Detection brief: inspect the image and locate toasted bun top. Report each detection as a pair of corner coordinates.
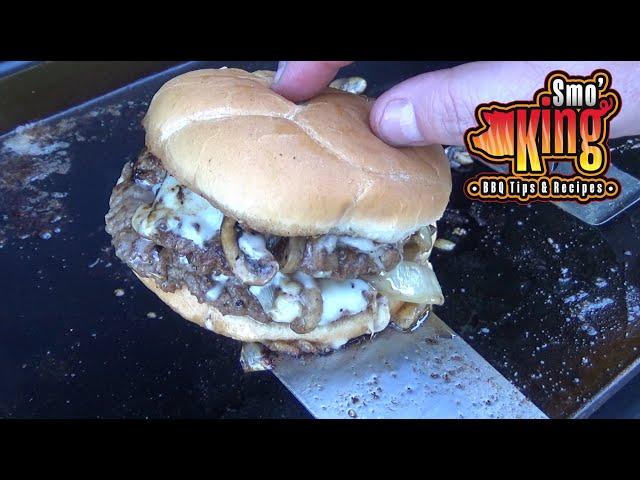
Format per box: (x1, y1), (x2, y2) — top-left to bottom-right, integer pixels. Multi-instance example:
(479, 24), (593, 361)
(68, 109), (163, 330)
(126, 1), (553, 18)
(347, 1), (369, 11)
(143, 68), (451, 243)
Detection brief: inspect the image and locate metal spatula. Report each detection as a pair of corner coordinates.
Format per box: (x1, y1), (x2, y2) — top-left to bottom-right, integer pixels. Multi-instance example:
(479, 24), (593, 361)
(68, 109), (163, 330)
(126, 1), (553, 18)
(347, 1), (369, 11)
(271, 314), (546, 419)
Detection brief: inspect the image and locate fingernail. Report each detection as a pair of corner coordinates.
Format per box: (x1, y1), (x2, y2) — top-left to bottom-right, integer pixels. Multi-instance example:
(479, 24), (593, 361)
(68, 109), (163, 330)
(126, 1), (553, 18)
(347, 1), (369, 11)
(273, 61), (287, 85)
(378, 99), (424, 145)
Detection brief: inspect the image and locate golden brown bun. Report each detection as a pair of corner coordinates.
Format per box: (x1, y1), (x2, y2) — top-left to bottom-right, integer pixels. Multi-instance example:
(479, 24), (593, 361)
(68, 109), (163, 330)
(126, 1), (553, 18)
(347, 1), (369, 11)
(136, 274), (391, 355)
(143, 68), (451, 243)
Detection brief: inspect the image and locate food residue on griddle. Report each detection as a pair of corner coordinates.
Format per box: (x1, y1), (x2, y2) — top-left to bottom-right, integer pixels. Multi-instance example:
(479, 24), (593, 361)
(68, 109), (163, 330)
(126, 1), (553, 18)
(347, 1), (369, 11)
(0, 99), (150, 249)
(0, 121), (75, 247)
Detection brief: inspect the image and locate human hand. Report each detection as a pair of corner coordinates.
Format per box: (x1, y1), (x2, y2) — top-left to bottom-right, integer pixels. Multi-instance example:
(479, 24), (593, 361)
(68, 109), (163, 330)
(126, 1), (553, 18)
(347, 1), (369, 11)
(272, 61), (640, 147)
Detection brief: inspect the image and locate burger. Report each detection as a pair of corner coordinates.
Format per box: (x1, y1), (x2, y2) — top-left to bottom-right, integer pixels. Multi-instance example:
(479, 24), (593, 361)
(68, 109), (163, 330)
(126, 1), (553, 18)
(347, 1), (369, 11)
(105, 68), (452, 355)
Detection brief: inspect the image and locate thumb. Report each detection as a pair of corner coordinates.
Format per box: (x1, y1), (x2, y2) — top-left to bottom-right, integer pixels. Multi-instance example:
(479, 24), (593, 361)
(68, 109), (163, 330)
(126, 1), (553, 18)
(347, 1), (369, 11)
(369, 61), (640, 147)
(271, 61), (353, 102)
(370, 62), (549, 147)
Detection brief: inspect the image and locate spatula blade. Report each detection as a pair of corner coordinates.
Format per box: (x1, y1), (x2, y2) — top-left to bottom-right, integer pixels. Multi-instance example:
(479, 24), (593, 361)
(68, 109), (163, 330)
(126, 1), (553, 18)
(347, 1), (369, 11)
(272, 314), (547, 419)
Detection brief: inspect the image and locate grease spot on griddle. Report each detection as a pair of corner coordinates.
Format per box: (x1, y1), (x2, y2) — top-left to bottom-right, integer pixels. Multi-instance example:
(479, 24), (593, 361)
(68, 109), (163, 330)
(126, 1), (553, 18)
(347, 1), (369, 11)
(0, 121), (75, 247)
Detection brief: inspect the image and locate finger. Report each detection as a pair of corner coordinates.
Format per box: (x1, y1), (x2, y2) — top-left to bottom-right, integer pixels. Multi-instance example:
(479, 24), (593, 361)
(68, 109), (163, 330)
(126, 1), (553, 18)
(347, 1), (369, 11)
(271, 61), (353, 102)
(370, 61), (640, 147)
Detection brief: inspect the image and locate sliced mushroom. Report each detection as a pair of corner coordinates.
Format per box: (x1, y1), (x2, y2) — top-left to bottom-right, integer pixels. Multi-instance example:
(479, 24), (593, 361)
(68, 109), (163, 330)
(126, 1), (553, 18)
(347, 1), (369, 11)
(330, 76), (367, 94)
(220, 217), (278, 286)
(279, 237), (306, 274)
(290, 286), (323, 334)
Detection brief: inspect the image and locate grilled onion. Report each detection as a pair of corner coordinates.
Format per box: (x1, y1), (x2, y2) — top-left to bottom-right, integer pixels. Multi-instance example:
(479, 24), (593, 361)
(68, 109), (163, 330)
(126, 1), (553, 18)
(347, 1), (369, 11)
(403, 225), (436, 263)
(367, 261), (444, 305)
(392, 302), (431, 331)
(414, 226), (435, 252)
(279, 237), (306, 274)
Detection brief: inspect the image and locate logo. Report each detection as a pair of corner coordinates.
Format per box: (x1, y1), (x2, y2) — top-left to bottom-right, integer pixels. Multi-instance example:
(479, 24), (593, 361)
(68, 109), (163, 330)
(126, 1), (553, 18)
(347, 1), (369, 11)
(463, 70), (621, 204)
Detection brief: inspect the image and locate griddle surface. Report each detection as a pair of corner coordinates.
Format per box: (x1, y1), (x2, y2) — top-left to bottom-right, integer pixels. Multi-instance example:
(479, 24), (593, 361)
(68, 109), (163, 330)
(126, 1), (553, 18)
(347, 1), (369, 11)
(1, 61), (639, 418)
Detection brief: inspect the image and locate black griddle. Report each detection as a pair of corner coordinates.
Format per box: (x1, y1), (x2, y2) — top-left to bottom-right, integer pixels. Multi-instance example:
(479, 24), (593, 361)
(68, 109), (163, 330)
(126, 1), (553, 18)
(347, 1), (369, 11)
(1, 61), (638, 418)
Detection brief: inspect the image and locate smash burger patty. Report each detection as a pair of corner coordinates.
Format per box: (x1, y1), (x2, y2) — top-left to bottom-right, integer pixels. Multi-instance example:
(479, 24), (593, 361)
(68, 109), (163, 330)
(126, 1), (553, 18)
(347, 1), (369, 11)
(104, 67), (452, 355)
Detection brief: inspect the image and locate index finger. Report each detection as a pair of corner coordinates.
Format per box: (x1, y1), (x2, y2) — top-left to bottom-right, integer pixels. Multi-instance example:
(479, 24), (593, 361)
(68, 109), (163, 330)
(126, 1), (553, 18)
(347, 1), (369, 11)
(271, 61), (353, 102)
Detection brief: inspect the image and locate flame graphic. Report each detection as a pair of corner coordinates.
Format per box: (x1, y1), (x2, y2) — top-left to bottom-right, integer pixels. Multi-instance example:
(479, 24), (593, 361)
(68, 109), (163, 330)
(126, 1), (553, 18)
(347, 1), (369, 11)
(468, 109), (515, 159)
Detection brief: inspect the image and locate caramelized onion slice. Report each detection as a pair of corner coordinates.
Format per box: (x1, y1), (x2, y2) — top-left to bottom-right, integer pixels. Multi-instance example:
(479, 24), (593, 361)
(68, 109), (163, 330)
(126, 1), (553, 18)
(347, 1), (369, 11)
(392, 303), (431, 331)
(413, 226), (434, 252)
(220, 217), (241, 262)
(279, 237), (306, 274)
(367, 261), (444, 305)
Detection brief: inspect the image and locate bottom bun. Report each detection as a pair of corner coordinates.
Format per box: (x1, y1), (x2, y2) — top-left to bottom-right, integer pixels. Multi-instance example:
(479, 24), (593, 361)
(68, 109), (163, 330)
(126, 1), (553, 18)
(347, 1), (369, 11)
(136, 273), (391, 355)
